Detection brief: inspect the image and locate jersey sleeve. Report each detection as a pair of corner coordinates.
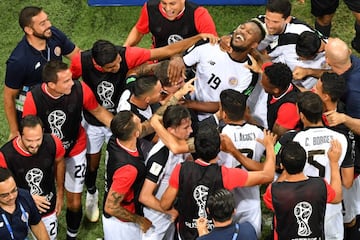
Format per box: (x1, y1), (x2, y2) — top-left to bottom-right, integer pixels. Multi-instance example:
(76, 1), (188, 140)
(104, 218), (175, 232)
(135, 3), (150, 34)
(0, 152), (8, 168)
(221, 166), (248, 189)
(22, 91), (37, 117)
(263, 184), (275, 211)
(145, 146), (169, 183)
(5, 58), (27, 89)
(111, 165), (138, 194)
(182, 44), (202, 67)
(275, 103), (300, 129)
(51, 134), (66, 159)
(69, 52), (82, 79)
(51, 26), (76, 56)
(194, 7), (217, 36)
(323, 179), (336, 203)
(124, 47), (151, 69)
(81, 81), (100, 111)
(168, 164), (181, 189)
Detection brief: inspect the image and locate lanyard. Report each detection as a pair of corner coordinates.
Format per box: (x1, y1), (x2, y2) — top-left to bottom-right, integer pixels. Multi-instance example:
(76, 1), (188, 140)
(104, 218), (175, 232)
(2, 203), (28, 240)
(232, 223), (240, 240)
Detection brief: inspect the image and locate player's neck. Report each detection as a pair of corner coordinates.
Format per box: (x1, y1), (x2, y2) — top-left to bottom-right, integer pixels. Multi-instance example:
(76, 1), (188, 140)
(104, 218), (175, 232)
(116, 138), (137, 152)
(130, 95), (148, 109)
(323, 101), (337, 112)
(213, 218), (233, 228)
(284, 172), (308, 182)
(0, 203), (16, 214)
(229, 51), (250, 62)
(26, 35), (47, 51)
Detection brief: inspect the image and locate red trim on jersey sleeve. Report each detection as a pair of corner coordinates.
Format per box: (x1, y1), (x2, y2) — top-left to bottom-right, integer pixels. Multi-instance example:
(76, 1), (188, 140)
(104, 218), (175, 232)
(51, 134), (66, 159)
(263, 184), (275, 211)
(69, 52), (82, 79)
(221, 166), (248, 189)
(0, 152), (8, 168)
(275, 103), (300, 129)
(81, 81), (99, 111)
(168, 163), (181, 189)
(124, 47), (151, 69)
(22, 91), (37, 117)
(194, 7), (217, 36)
(323, 179), (336, 203)
(112, 165), (138, 194)
(135, 3), (150, 34)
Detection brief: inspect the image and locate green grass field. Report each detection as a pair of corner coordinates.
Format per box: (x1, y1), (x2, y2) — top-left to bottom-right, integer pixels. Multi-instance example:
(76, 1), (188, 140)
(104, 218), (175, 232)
(0, 0), (356, 239)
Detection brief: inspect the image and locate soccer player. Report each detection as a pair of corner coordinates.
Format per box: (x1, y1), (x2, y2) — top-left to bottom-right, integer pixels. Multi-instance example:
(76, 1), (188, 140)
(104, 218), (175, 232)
(22, 60), (114, 240)
(263, 140), (343, 239)
(124, 0), (217, 48)
(0, 115), (65, 240)
(170, 19), (266, 120)
(280, 91), (352, 239)
(140, 105), (193, 240)
(4, 6), (80, 140)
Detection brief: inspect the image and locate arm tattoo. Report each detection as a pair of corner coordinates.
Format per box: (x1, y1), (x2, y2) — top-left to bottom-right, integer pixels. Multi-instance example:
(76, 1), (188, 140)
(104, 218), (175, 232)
(107, 191), (138, 223)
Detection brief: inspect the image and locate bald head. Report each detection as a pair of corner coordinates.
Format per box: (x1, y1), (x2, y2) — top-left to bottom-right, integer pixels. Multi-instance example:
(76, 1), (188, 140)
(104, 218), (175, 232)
(325, 38), (352, 74)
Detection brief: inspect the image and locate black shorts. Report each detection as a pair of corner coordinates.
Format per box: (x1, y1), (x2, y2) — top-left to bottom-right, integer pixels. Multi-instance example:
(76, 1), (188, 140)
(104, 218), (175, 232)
(311, 0), (339, 17)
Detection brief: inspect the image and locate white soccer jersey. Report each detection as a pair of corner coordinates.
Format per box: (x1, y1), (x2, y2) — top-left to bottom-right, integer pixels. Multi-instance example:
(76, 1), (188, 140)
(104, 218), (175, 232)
(117, 89), (153, 119)
(183, 43), (259, 119)
(218, 122), (264, 237)
(143, 140), (190, 240)
(293, 127), (348, 239)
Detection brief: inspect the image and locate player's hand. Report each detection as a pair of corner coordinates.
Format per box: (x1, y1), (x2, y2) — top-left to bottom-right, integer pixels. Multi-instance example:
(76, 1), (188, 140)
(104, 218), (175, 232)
(324, 110), (346, 126)
(220, 134), (236, 153)
(293, 66), (309, 80)
(136, 216), (152, 233)
(174, 77), (195, 100)
(198, 33), (219, 45)
(245, 54), (262, 73)
(168, 56), (186, 85)
(257, 129), (277, 147)
(297, 0), (305, 3)
(328, 139), (342, 163)
(196, 217), (209, 236)
(218, 35), (232, 53)
(166, 207), (179, 222)
(32, 195), (51, 213)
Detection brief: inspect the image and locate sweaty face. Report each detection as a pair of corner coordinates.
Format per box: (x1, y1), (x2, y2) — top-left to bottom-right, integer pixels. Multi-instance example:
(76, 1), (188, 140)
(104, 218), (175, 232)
(102, 54), (121, 73)
(231, 22), (260, 52)
(169, 117), (192, 140)
(160, 0), (185, 20)
(30, 11), (52, 39)
(51, 69), (74, 96)
(20, 125), (44, 155)
(264, 10), (287, 35)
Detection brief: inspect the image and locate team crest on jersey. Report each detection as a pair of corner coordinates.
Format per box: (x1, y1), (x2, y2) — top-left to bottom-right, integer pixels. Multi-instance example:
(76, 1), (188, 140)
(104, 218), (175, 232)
(21, 211), (29, 223)
(168, 34), (183, 45)
(228, 77), (238, 87)
(54, 46), (61, 57)
(208, 60), (215, 65)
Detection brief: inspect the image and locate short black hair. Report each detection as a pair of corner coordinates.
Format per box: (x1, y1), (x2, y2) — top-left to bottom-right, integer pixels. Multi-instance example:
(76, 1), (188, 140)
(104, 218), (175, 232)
(279, 141), (306, 174)
(19, 115), (44, 136)
(42, 60), (68, 83)
(195, 122), (220, 162)
(133, 75), (159, 97)
(319, 72), (346, 103)
(91, 40), (118, 67)
(110, 110), (136, 141)
(0, 167), (14, 183)
(296, 31), (321, 59)
(19, 6), (43, 30)
(266, 0), (292, 19)
(297, 91), (323, 124)
(220, 89), (246, 121)
(163, 105), (191, 129)
(206, 188), (235, 222)
(264, 63), (293, 91)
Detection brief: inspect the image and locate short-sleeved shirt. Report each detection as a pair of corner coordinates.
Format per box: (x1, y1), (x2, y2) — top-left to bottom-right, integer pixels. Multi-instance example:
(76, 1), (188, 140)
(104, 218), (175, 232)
(5, 26), (76, 90)
(0, 188), (42, 239)
(196, 222), (257, 240)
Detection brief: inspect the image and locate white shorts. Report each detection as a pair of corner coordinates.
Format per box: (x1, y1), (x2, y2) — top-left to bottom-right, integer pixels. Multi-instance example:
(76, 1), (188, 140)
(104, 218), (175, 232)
(142, 207), (175, 240)
(343, 176), (360, 223)
(325, 210), (344, 240)
(65, 149), (86, 193)
(42, 212), (58, 240)
(82, 119), (112, 154)
(102, 215), (142, 240)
